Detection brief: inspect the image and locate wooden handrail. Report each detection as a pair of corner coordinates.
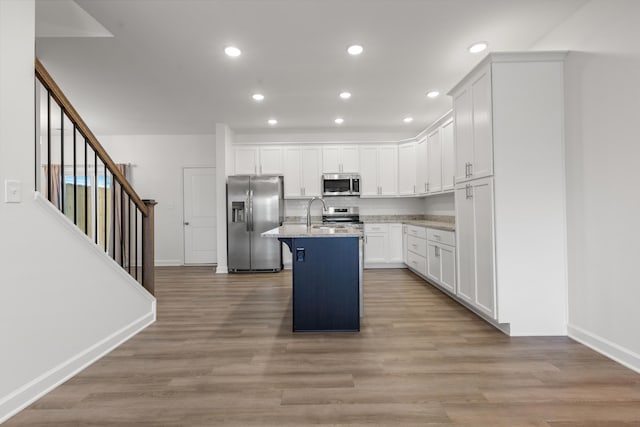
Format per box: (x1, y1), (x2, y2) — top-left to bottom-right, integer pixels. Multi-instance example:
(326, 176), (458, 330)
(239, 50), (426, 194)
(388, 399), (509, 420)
(35, 58), (148, 216)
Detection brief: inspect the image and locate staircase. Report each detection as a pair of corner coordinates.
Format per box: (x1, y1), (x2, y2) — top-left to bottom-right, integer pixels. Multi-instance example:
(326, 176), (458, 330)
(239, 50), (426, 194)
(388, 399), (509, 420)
(34, 58), (156, 294)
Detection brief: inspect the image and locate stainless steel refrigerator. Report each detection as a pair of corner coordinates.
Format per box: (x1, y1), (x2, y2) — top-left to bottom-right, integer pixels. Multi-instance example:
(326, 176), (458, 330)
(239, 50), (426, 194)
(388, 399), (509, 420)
(227, 175), (284, 272)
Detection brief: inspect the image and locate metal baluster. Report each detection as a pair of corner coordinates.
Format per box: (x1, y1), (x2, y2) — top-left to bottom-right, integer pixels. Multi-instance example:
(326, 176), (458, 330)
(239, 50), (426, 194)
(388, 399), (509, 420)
(94, 152), (98, 244)
(47, 92), (51, 202)
(84, 138), (88, 235)
(60, 107), (64, 214)
(128, 196), (132, 274)
(135, 208), (138, 281)
(73, 125), (77, 225)
(112, 177), (116, 259)
(120, 185), (124, 267)
(141, 208), (145, 286)
(104, 168), (108, 252)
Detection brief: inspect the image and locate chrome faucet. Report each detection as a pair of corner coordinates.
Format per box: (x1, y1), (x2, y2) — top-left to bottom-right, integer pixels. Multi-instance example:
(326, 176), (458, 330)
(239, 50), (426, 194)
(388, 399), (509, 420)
(306, 197), (327, 227)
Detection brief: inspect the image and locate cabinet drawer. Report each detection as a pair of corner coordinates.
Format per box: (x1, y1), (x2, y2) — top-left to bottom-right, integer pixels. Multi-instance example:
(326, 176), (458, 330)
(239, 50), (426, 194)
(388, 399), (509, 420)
(407, 235), (427, 257)
(406, 251), (427, 276)
(427, 228), (455, 246)
(406, 225), (427, 239)
(364, 223), (388, 233)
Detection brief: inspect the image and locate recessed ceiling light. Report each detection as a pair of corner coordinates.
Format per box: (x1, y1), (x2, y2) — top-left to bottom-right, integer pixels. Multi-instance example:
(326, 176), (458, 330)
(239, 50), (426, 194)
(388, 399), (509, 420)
(224, 46), (242, 57)
(252, 93), (264, 101)
(334, 117), (344, 124)
(347, 44), (364, 55)
(468, 42), (488, 54)
(268, 119), (278, 125)
(339, 92), (351, 100)
(403, 117), (414, 123)
(426, 91), (440, 98)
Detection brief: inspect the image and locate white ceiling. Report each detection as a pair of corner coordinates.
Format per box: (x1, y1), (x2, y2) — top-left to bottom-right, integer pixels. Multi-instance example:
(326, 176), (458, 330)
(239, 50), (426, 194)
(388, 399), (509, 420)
(35, 0), (588, 137)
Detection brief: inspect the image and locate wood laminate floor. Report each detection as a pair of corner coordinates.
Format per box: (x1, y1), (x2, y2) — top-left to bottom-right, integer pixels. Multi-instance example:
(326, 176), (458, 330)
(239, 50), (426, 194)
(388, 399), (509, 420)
(6, 267), (640, 426)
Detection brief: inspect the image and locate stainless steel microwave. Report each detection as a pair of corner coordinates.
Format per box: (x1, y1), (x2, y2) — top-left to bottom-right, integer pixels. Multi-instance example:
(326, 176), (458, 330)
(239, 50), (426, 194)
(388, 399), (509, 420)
(322, 173), (361, 196)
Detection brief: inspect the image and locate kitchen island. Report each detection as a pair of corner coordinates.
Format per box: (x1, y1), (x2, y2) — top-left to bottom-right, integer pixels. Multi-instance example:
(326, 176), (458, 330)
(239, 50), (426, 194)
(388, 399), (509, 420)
(262, 224), (363, 332)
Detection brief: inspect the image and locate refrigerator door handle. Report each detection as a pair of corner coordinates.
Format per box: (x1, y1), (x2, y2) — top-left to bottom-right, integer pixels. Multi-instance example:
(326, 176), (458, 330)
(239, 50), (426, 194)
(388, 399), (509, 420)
(245, 190), (251, 232)
(248, 189), (254, 231)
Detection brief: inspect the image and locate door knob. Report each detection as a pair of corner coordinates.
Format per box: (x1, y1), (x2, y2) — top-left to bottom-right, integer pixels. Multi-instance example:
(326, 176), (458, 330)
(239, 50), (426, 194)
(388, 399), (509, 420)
(184, 222), (190, 226)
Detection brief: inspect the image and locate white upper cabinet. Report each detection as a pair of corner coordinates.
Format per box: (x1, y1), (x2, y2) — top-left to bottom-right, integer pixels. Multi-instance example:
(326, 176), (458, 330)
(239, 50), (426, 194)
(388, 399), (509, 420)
(441, 119), (455, 191)
(398, 142), (417, 195)
(234, 146), (259, 175)
(258, 147), (284, 175)
(415, 138), (428, 195)
(340, 146), (360, 173)
(301, 147), (321, 197)
(283, 146), (320, 198)
(427, 128), (442, 193)
(234, 146), (284, 175)
(452, 63), (493, 183)
(378, 145), (398, 196)
(359, 146), (379, 196)
(359, 145), (398, 197)
(321, 145), (359, 173)
(453, 88), (474, 183)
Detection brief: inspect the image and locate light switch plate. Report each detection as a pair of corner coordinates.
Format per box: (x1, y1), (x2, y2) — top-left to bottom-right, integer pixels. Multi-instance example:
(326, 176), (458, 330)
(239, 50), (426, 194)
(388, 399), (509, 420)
(5, 180), (21, 203)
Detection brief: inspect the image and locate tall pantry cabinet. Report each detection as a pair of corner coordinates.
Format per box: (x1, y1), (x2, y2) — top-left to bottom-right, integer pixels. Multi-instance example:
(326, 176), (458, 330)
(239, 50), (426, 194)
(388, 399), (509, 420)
(450, 52), (568, 336)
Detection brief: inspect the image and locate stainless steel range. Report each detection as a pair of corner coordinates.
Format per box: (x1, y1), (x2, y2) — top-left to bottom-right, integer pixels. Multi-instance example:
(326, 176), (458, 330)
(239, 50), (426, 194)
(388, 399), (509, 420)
(322, 206), (362, 225)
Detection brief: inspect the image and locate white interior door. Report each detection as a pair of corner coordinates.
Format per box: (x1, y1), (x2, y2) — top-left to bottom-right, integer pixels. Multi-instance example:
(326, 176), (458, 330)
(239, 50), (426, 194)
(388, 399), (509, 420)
(184, 167), (217, 264)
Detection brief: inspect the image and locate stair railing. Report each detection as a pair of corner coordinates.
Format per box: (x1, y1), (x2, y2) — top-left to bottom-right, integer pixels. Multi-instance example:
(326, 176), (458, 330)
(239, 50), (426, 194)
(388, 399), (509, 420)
(34, 58), (156, 295)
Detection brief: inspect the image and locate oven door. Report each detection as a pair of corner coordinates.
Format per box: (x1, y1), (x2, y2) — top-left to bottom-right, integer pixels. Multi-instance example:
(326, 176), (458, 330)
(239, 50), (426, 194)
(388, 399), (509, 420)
(322, 175), (352, 196)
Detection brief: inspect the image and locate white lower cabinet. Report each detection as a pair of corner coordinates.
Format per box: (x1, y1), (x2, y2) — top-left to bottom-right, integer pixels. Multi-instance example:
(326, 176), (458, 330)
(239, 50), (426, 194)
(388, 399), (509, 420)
(426, 229), (456, 294)
(405, 225), (456, 295)
(405, 225), (428, 276)
(455, 177), (495, 319)
(364, 223), (403, 268)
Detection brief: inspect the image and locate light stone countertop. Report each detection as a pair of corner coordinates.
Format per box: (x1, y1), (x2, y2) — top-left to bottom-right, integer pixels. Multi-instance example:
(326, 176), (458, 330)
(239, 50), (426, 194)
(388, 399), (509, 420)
(262, 224), (364, 238)
(361, 215), (455, 232)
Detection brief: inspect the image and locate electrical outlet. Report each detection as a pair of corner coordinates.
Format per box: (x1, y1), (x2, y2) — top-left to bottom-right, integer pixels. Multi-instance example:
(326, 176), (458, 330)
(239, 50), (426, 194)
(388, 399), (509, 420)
(5, 180), (21, 203)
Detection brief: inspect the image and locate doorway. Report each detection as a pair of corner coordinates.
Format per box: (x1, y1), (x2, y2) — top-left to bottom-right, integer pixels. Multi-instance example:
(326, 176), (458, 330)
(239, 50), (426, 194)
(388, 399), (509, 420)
(183, 167), (216, 265)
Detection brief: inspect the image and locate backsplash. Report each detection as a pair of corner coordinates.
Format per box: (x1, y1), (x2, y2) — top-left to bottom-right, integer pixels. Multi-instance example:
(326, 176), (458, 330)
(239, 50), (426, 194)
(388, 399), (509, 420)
(285, 196), (425, 218)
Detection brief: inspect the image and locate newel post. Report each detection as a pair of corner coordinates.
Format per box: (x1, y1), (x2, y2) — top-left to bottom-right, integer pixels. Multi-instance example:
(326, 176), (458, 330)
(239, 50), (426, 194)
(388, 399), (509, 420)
(142, 199), (158, 295)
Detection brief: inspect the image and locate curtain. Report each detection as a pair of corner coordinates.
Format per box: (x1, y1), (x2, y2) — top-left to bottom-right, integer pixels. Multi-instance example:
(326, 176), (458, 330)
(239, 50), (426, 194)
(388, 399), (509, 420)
(111, 164), (129, 266)
(43, 164), (62, 209)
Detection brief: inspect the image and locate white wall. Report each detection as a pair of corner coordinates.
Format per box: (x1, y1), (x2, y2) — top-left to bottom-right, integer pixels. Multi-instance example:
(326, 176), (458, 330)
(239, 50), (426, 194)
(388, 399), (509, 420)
(100, 134), (215, 265)
(0, 1), (155, 422)
(533, 0), (640, 370)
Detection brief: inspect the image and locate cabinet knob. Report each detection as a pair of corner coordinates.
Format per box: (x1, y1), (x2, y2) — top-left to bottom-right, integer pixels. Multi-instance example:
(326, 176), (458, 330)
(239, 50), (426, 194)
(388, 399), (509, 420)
(184, 222), (190, 226)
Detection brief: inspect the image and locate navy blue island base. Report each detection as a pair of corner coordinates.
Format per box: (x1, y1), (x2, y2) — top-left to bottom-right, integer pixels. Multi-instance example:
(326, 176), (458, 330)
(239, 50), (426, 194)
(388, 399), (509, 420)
(279, 237), (360, 332)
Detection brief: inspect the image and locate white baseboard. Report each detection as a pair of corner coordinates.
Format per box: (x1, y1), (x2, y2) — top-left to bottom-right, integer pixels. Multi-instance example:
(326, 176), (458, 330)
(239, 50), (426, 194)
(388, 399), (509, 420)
(568, 324), (640, 374)
(364, 262), (406, 269)
(0, 311), (155, 424)
(215, 265), (228, 274)
(155, 259), (182, 266)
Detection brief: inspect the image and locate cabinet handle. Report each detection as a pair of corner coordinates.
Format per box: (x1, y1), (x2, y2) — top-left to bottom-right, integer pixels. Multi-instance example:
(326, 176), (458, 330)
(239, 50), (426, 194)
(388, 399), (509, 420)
(413, 184), (416, 193)
(254, 165), (257, 174)
(424, 183), (427, 192)
(468, 162), (473, 177)
(260, 165), (263, 174)
(412, 244), (418, 249)
(435, 246), (440, 257)
(433, 234), (441, 240)
(426, 182), (430, 192)
(465, 184), (473, 199)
